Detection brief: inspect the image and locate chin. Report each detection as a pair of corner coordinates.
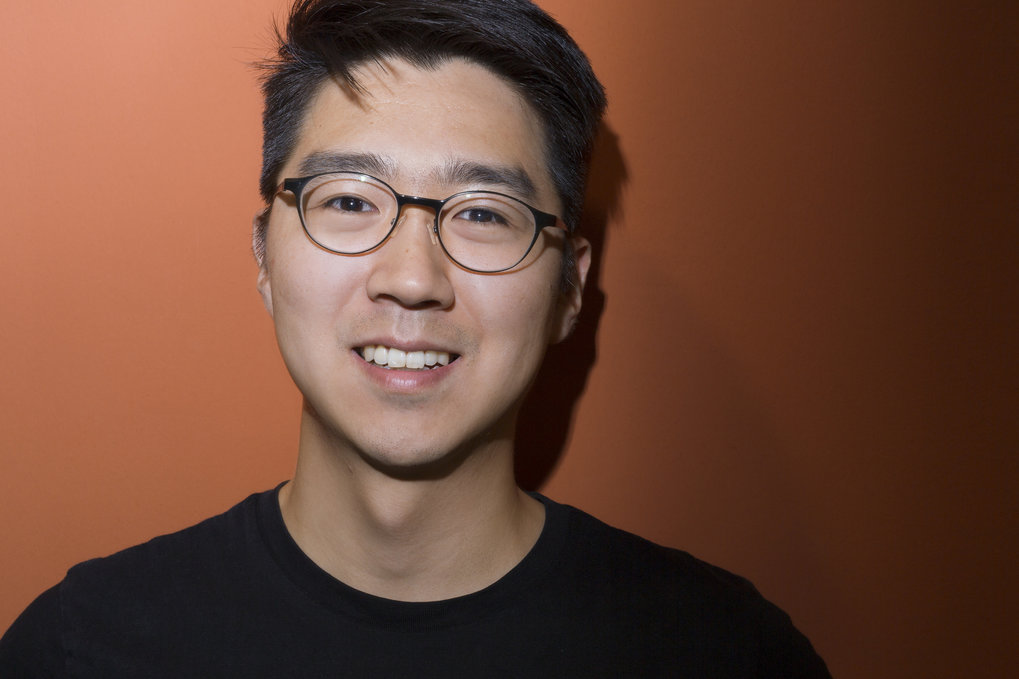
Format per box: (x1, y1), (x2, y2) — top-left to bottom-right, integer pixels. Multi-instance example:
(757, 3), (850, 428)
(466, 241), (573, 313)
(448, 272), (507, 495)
(353, 441), (476, 481)
(304, 399), (516, 481)
(353, 419), (516, 482)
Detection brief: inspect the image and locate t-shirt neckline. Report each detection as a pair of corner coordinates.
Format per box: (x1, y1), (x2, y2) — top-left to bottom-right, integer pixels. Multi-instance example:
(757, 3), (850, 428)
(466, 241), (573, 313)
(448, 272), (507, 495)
(255, 484), (569, 630)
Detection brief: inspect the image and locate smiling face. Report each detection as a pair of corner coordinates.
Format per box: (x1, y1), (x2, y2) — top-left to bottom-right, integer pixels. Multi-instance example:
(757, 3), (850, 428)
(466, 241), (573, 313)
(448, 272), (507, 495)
(258, 58), (589, 475)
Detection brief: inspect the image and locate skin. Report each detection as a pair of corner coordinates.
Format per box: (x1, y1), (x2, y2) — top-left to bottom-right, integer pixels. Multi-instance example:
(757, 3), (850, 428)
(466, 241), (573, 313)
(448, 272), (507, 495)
(256, 58), (590, 601)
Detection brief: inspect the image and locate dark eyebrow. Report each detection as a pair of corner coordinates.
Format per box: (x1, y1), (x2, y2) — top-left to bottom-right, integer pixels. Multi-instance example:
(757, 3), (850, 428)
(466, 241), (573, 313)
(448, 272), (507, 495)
(436, 160), (538, 201)
(295, 151), (395, 178)
(294, 152), (538, 201)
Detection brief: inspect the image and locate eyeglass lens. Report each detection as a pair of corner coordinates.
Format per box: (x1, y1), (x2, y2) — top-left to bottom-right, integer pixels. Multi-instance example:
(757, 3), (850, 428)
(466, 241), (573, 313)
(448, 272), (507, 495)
(298, 173), (539, 272)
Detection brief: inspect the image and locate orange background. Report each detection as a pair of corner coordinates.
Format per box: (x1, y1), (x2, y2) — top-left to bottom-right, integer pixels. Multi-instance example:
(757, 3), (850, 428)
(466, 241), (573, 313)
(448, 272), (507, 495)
(2, 1), (1016, 676)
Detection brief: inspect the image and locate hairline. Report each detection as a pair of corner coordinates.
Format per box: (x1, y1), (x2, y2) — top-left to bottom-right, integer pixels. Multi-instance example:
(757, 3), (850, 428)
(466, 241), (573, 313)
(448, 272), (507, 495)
(275, 55), (558, 208)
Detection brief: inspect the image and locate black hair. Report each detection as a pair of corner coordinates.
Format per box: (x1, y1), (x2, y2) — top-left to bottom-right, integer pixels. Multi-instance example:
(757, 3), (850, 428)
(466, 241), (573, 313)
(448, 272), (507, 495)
(257, 0), (606, 232)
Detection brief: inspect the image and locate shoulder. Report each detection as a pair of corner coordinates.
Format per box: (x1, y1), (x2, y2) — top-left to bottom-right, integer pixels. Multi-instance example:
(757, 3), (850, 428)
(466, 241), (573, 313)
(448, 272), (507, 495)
(0, 584), (64, 677)
(81, 489), (263, 562)
(540, 496), (831, 677)
(59, 489), (275, 623)
(0, 489), (274, 675)
(63, 488), (266, 592)
(1, 488), (275, 676)
(550, 497), (759, 600)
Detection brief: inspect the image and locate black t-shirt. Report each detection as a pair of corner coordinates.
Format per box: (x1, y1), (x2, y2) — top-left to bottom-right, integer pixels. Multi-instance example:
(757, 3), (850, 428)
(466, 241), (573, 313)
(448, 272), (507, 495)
(1, 488), (830, 677)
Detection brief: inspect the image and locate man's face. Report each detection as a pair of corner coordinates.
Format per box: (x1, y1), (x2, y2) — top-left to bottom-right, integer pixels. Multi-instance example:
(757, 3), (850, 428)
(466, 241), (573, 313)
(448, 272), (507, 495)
(258, 58), (588, 473)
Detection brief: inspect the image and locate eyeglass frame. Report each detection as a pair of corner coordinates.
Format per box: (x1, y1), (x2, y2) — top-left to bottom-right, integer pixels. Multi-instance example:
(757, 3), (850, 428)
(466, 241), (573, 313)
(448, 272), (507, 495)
(275, 171), (571, 274)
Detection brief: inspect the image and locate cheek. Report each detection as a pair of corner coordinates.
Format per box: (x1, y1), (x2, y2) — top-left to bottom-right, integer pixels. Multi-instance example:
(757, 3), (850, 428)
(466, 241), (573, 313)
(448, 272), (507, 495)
(267, 247), (363, 344)
(468, 273), (561, 357)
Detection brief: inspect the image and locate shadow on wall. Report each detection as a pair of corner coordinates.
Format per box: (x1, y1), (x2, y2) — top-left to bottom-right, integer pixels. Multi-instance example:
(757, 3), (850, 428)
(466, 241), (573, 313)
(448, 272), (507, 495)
(515, 122), (627, 490)
(511, 119), (829, 621)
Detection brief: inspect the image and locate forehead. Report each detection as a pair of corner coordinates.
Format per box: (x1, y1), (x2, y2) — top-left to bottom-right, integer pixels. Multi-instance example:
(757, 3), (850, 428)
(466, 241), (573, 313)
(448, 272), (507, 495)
(284, 58), (555, 203)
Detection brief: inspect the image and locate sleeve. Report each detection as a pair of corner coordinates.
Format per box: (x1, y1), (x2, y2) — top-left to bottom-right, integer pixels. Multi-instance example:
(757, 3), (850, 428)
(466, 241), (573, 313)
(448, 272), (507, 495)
(0, 584), (66, 678)
(753, 597), (831, 679)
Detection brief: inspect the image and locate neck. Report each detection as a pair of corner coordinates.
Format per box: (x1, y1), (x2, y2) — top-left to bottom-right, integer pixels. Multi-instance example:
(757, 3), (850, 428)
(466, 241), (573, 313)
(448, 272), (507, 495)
(279, 408), (545, 602)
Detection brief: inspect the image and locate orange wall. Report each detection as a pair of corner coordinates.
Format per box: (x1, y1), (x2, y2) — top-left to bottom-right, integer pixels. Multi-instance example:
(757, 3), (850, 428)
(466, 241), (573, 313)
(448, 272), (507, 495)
(2, 2), (1016, 676)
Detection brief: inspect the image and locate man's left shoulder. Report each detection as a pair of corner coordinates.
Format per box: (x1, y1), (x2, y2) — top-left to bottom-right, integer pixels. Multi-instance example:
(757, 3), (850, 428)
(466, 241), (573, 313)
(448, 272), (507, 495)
(544, 497), (831, 677)
(554, 498), (758, 599)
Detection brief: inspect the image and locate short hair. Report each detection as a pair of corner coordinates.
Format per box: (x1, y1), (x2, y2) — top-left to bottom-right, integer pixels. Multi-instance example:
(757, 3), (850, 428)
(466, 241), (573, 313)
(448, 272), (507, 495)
(256, 0), (607, 235)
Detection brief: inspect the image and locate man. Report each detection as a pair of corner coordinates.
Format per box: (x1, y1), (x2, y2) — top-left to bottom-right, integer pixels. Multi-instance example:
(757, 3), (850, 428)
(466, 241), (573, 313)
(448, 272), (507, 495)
(1, 0), (829, 676)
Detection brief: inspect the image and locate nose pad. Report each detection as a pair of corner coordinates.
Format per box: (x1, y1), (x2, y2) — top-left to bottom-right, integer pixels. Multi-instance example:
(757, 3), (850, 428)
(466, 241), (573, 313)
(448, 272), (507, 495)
(394, 206), (440, 248)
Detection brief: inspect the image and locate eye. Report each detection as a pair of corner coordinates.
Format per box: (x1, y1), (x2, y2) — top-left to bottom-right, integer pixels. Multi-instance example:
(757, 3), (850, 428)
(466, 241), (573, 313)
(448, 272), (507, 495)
(325, 195), (377, 213)
(454, 207), (510, 225)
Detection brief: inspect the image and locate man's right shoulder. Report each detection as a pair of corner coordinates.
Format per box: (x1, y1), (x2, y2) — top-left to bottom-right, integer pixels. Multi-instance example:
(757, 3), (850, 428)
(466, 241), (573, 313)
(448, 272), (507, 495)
(0, 488), (274, 677)
(66, 487), (268, 590)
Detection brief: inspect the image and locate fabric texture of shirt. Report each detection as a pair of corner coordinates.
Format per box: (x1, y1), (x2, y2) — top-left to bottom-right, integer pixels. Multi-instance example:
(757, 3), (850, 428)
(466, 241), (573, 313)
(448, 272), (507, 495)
(0, 488), (830, 677)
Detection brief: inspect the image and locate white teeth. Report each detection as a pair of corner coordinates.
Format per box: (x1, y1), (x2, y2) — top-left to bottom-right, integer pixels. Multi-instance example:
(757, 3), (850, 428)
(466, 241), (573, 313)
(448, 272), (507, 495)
(387, 348), (406, 368)
(361, 345), (453, 370)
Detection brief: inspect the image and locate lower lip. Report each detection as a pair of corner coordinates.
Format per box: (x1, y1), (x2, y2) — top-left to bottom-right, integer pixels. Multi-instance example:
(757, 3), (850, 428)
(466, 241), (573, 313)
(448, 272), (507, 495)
(354, 350), (457, 392)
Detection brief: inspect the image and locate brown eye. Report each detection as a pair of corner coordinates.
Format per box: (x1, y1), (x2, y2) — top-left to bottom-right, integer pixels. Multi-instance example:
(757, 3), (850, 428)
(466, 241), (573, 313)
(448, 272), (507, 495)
(454, 207), (510, 225)
(326, 195), (376, 213)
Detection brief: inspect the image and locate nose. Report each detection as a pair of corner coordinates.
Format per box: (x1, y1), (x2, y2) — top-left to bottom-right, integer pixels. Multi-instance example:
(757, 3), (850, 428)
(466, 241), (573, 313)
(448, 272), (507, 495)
(365, 205), (455, 309)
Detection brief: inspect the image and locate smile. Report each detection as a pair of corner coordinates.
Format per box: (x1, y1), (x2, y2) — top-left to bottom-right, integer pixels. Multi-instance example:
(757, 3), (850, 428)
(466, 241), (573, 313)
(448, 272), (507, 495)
(357, 345), (457, 370)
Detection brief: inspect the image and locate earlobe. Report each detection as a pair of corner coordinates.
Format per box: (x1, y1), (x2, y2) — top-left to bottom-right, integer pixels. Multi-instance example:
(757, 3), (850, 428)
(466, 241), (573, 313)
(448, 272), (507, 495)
(552, 236), (591, 344)
(257, 266), (274, 317)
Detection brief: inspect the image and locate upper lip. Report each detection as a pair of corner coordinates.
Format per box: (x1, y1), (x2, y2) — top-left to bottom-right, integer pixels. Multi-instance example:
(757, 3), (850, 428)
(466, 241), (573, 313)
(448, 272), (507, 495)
(354, 338), (460, 355)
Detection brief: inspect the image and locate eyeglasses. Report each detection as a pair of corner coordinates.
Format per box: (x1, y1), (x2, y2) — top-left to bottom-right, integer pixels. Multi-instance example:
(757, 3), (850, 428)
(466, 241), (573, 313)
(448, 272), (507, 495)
(277, 172), (568, 273)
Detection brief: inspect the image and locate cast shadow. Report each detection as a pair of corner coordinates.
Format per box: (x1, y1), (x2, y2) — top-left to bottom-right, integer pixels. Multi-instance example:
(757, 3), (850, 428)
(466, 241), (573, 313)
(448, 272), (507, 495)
(514, 122), (628, 490)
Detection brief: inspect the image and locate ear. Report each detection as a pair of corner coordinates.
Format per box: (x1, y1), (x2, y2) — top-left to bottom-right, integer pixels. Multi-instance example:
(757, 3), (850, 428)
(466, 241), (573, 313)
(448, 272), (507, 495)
(252, 209), (274, 317)
(552, 235), (591, 344)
